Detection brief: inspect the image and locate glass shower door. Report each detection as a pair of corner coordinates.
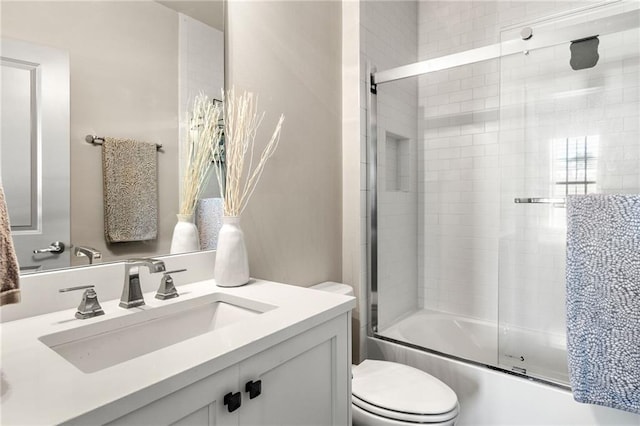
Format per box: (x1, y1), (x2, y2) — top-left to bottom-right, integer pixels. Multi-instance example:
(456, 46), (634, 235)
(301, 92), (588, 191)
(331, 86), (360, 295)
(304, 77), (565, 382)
(497, 3), (640, 384)
(373, 61), (501, 367)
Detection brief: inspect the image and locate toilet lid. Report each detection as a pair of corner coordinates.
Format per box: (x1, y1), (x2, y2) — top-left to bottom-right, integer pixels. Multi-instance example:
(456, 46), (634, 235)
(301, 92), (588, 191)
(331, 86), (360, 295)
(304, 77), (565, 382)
(352, 360), (458, 417)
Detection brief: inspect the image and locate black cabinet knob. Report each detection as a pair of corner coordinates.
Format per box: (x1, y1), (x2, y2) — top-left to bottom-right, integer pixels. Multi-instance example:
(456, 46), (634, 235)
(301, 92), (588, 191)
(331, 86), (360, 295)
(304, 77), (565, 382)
(224, 391), (241, 412)
(245, 379), (262, 399)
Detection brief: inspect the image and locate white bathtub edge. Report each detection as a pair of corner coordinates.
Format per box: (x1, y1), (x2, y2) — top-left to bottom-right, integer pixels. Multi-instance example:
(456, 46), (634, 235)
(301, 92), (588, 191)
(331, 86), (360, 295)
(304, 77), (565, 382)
(367, 336), (640, 426)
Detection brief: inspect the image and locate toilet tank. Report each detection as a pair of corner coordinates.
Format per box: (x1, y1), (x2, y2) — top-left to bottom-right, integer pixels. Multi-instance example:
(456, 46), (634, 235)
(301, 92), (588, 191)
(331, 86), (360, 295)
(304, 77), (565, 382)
(310, 281), (354, 297)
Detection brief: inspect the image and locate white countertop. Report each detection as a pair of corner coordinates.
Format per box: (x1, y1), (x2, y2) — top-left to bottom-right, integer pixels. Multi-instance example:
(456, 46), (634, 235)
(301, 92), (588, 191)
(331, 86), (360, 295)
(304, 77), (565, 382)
(0, 279), (355, 425)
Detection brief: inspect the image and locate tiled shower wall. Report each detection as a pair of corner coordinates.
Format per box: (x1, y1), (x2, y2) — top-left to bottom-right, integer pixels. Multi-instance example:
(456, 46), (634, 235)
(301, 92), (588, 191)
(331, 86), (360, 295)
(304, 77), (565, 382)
(360, 1), (419, 330)
(416, 0), (618, 323)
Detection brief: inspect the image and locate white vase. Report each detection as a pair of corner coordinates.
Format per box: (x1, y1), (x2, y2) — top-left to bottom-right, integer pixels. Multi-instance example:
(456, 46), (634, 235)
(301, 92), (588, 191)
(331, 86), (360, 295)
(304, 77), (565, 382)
(170, 214), (200, 254)
(214, 216), (250, 287)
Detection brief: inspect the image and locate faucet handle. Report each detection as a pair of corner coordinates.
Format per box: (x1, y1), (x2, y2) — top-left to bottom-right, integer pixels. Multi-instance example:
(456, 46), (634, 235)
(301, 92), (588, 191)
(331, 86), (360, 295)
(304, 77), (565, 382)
(155, 269), (187, 300)
(60, 285), (105, 319)
(59, 284), (95, 292)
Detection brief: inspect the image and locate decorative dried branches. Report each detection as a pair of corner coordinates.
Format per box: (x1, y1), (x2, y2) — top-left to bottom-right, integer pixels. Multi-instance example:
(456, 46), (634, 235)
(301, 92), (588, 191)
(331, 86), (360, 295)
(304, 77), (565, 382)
(179, 94), (224, 215)
(214, 88), (284, 217)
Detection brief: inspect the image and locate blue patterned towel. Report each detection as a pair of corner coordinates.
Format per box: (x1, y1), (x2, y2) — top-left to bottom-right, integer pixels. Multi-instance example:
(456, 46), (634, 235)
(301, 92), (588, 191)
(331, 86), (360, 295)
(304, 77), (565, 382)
(566, 194), (640, 414)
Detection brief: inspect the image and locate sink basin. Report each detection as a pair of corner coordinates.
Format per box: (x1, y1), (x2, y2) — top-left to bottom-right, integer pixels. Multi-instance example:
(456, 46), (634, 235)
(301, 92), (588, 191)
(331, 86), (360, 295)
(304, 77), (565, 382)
(39, 293), (276, 373)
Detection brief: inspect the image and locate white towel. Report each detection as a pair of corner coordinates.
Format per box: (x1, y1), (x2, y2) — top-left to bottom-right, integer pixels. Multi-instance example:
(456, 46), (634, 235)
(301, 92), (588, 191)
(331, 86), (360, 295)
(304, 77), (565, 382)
(0, 185), (20, 306)
(566, 194), (640, 414)
(102, 137), (158, 243)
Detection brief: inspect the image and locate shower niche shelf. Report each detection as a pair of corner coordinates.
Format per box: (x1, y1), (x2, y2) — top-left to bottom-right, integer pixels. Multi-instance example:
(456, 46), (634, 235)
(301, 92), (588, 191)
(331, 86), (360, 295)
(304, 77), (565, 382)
(385, 131), (410, 192)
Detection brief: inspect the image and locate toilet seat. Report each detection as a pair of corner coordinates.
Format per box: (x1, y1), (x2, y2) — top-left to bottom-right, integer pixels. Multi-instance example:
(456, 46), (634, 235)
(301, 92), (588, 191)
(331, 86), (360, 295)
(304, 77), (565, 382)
(353, 395), (459, 424)
(352, 360), (459, 424)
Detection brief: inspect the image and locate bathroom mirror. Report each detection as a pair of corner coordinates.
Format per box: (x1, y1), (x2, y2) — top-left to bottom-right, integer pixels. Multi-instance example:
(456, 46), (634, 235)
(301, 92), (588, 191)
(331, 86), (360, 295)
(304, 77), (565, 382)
(0, 0), (224, 274)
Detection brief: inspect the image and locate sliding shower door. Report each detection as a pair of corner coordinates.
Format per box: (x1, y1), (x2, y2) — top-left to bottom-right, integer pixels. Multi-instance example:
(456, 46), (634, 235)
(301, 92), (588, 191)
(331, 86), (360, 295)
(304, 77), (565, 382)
(372, 77), (420, 333)
(497, 2), (640, 384)
(373, 59), (501, 367)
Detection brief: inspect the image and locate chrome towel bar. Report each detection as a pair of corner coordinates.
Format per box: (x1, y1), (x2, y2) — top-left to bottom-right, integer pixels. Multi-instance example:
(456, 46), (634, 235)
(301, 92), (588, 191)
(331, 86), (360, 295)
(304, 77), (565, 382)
(514, 197), (566, 204)
(85, 134), (163, 150)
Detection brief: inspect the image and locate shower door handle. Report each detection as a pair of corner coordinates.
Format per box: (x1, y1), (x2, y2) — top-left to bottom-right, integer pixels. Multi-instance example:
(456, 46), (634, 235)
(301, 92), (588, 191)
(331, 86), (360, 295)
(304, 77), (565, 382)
(514, 197), (566, 204)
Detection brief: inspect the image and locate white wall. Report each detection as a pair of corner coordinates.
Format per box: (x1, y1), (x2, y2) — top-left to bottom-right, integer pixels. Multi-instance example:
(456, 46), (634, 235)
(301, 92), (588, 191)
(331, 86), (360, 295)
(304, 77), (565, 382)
(226, 0), (342, 286)
(342, 0), (364, 362)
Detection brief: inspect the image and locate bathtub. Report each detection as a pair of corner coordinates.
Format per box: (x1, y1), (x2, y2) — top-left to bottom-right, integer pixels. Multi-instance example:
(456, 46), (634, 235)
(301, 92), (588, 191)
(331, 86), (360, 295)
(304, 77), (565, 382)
(367, 335), (639, 425)
(377, 309), (568, 385)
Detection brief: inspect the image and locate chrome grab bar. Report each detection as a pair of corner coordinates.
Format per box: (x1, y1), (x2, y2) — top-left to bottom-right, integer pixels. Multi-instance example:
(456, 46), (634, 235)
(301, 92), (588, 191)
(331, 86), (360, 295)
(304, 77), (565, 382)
(514, 197), (566, 204)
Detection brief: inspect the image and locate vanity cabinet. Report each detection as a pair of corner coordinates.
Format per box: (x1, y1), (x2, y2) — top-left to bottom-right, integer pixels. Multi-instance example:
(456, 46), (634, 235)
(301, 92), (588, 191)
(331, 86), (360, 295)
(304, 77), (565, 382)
(107, 365), (237, 426)
(1, 279), (355, 425)
(107, 314), (351, 426)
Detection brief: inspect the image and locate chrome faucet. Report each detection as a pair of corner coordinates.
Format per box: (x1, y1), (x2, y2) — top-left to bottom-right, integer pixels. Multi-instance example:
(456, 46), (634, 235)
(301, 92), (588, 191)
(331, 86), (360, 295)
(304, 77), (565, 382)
(74, 246), (102, 264)
(120, 258), (166, 308)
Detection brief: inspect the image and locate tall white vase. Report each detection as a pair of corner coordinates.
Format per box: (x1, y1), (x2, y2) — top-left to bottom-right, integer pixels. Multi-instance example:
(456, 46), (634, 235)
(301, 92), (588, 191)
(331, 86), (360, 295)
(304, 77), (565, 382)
(214, 216), (250, 287)
(170, 214), (200, 254)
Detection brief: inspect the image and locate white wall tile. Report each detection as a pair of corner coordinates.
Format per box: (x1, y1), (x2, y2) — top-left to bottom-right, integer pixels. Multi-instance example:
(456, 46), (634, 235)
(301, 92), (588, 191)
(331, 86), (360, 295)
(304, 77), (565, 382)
(362, 1), (419, 329)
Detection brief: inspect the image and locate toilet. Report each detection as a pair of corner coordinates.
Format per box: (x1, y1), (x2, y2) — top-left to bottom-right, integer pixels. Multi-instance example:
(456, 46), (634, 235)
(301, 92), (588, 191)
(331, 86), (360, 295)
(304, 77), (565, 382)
(311, 282), (459, 426)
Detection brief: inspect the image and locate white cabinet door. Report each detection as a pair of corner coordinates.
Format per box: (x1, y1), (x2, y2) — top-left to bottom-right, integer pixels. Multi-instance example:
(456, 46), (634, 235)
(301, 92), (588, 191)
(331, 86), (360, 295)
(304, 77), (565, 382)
(106, 366), (238, 426)
(238, 314), (351, 426)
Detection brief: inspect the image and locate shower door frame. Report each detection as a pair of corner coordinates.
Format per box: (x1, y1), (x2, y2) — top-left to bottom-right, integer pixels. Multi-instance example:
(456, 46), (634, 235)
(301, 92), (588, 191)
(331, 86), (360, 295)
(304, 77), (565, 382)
(366, 0), (638, 383)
